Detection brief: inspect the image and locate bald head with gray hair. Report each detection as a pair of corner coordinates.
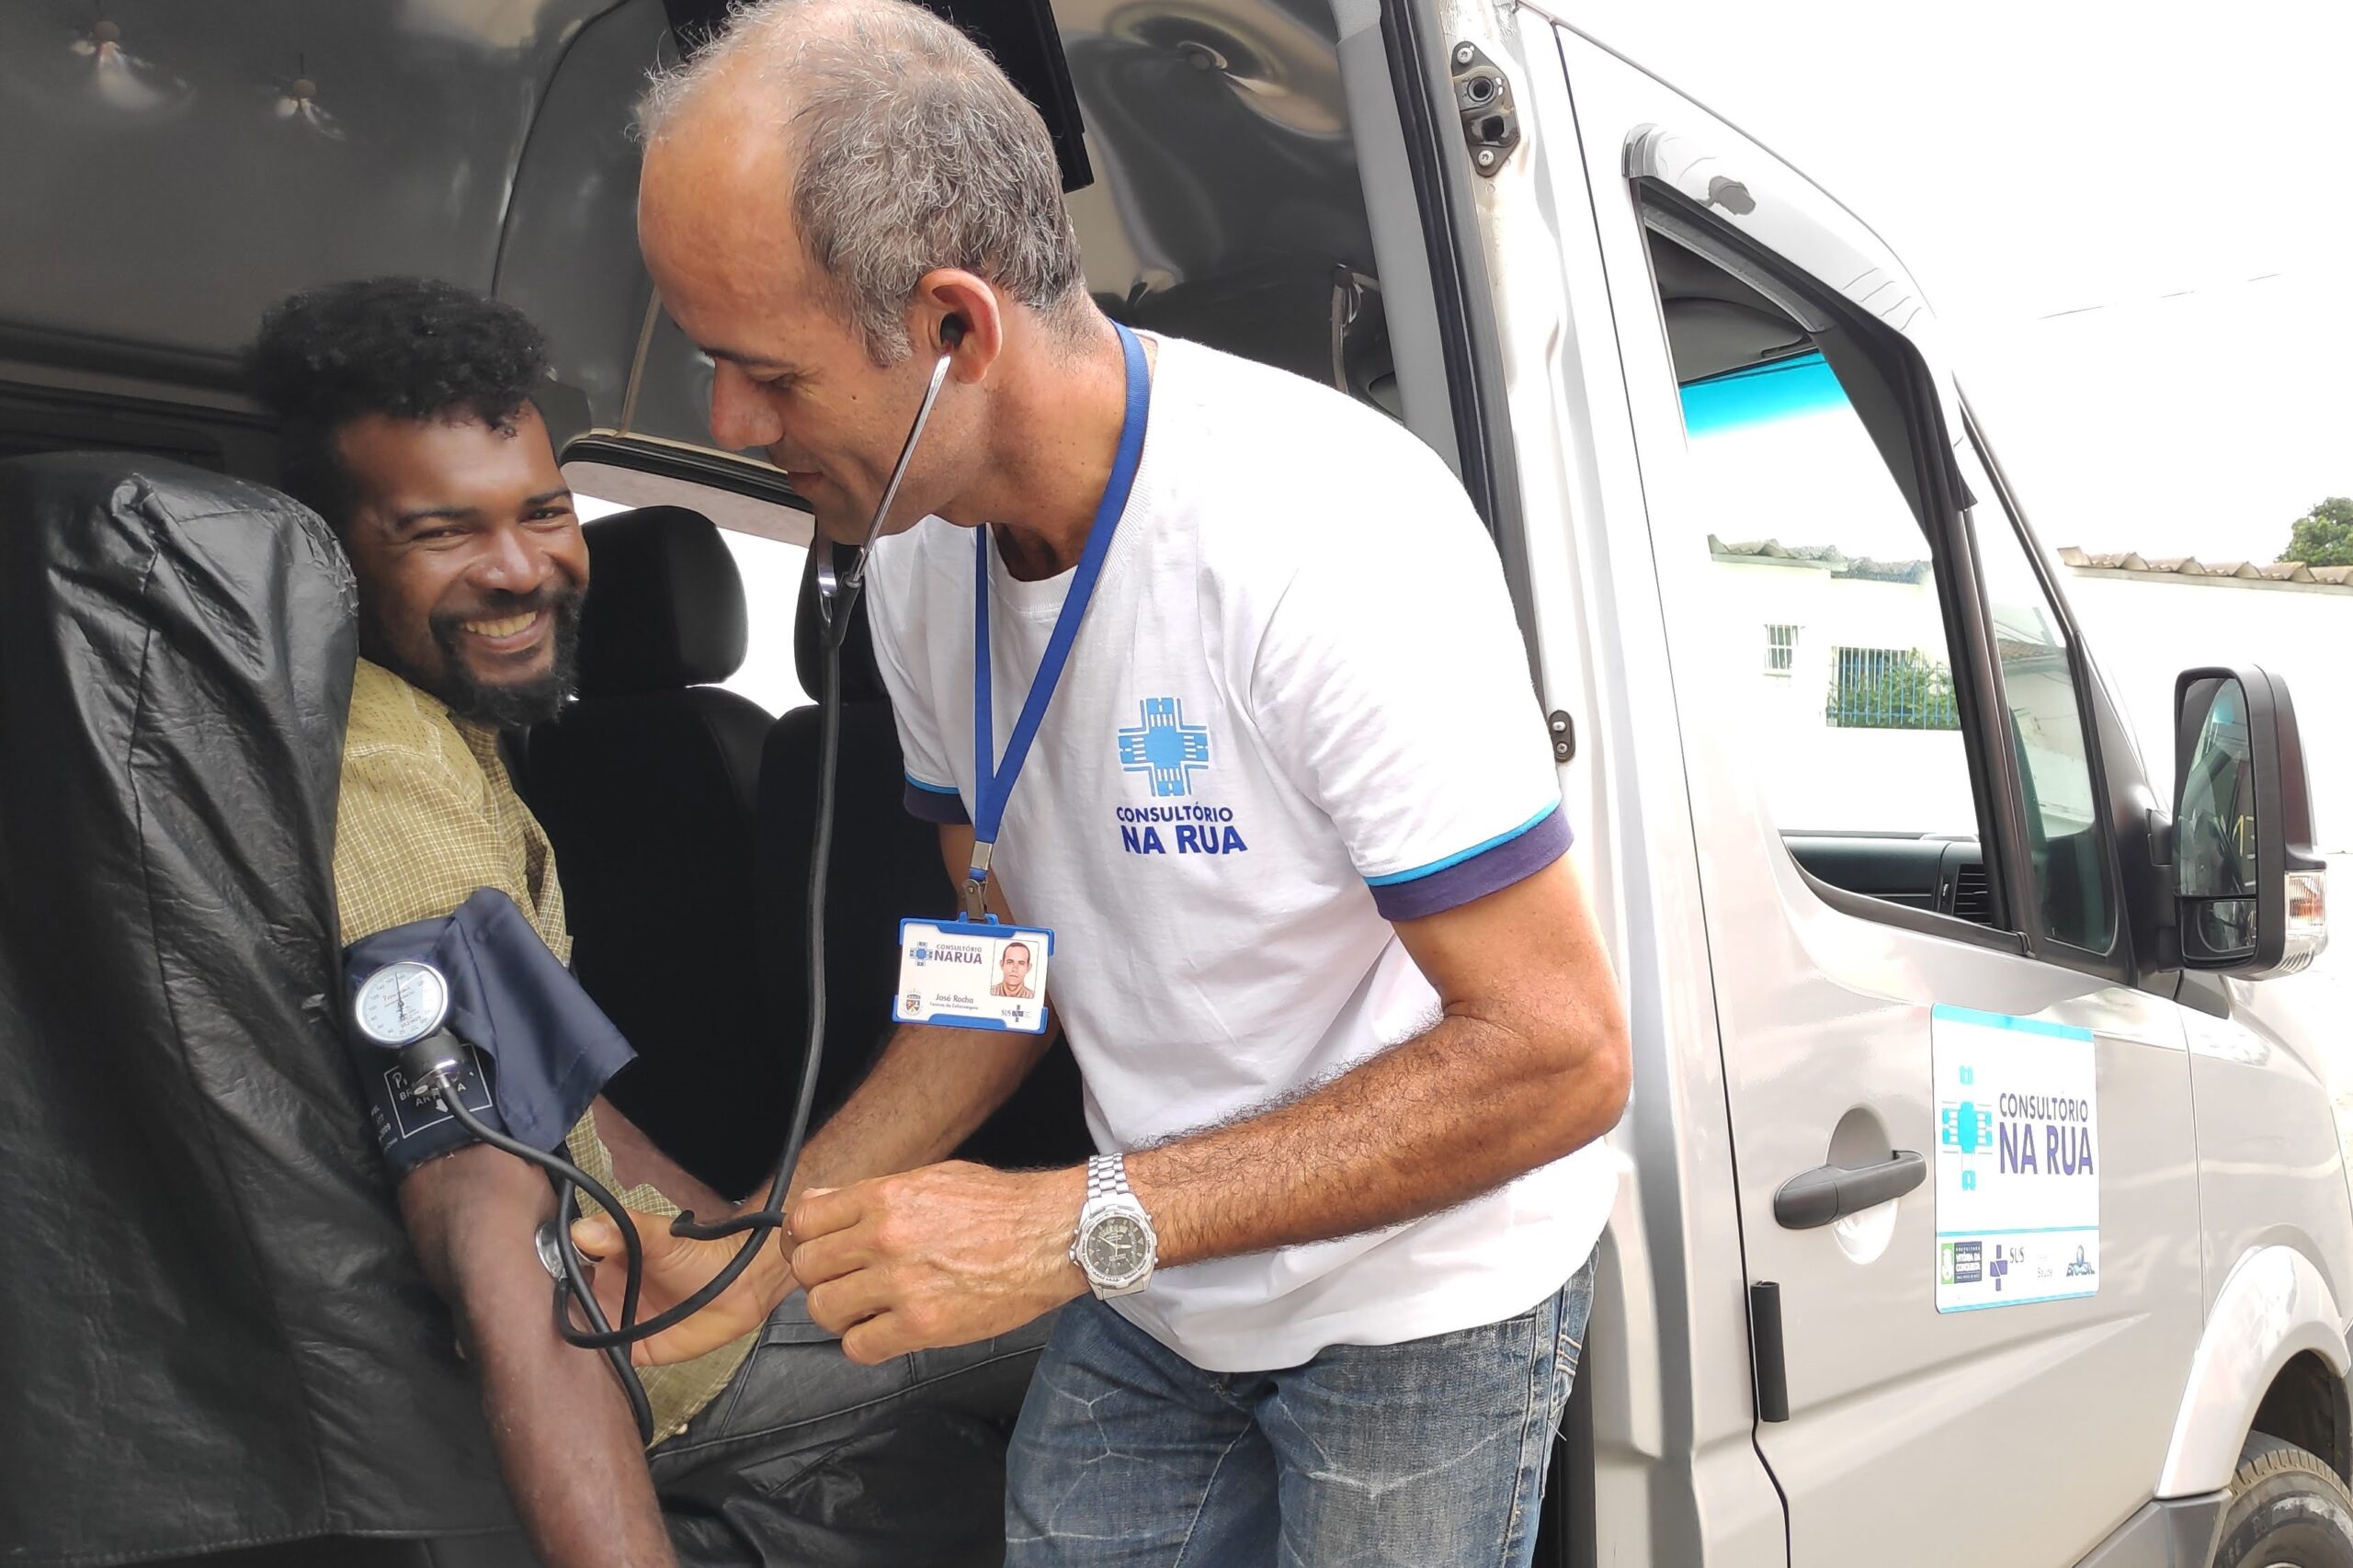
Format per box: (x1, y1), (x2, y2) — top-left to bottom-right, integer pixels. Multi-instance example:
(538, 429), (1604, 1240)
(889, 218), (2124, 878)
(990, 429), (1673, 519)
(637, 0), (1087, 365)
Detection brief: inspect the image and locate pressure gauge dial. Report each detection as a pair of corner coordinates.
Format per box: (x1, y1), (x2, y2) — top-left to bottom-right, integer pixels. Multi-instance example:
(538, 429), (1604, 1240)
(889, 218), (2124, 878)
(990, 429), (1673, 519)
(353, 960), (452, 1048)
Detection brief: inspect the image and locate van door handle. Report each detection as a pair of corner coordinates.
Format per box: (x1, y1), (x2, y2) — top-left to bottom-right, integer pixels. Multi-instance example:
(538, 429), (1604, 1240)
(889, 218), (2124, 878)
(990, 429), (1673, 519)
(1774, 1151), (1927, 1229)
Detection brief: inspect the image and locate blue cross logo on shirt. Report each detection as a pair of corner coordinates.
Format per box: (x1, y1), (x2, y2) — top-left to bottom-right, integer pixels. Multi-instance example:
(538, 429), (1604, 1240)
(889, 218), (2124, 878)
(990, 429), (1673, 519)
(1118, 698), (1211, 797)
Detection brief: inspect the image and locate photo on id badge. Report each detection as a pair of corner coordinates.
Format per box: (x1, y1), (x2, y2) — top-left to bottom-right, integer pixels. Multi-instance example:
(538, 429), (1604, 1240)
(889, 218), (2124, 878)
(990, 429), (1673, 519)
(894, 918), (1054, 1033)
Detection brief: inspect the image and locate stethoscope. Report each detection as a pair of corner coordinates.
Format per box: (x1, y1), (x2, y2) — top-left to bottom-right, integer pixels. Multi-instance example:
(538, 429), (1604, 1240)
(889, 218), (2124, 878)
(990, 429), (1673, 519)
(352, 331), (963, 1442)
(814, 322), (961, 639)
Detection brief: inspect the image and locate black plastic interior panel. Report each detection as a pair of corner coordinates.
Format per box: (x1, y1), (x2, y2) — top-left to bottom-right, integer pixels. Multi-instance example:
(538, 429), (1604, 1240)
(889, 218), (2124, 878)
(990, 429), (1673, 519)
(660, 0), (1093, 190)
(0, 382), (277, 481)
(1784, 834), (1942, 909)
(1785, 833), (1992, 925)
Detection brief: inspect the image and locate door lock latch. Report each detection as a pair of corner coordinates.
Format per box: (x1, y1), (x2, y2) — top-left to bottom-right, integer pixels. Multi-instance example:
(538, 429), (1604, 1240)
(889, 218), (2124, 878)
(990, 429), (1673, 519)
(1546, 710), (1575, 763)
(1449, 42), (1519, 176)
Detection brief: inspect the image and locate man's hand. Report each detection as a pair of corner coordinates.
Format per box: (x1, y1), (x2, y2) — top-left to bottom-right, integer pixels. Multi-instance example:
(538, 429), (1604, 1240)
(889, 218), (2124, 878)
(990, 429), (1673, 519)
(789, 1161), (1086, 1364)
(571, 1208), (795, 1367)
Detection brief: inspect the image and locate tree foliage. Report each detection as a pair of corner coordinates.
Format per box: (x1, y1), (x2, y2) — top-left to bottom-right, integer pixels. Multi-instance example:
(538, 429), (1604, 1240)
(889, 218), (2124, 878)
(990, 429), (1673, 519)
(2281, 497), (2353, 568)
(1827, 647), (1960, 731)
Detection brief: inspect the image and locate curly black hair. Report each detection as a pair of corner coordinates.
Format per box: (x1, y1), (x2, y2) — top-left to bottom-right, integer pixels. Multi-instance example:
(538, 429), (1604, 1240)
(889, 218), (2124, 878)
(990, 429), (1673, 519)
(244, 277), (551, 529)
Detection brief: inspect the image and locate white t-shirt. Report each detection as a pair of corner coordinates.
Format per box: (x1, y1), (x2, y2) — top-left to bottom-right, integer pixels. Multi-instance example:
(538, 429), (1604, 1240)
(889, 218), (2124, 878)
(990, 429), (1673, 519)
(864, 335), (1616, 1371)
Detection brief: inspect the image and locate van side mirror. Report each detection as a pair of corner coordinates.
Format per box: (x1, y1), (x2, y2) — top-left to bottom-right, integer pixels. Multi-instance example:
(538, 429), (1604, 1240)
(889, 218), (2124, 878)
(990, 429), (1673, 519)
(2172, 666), (2326, 977)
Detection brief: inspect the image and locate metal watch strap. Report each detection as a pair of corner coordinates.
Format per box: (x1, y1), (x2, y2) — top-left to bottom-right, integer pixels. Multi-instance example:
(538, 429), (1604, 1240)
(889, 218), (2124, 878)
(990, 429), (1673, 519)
(1074, 1153), (1155, 1300)
(1086, 1152), (1131, 1201)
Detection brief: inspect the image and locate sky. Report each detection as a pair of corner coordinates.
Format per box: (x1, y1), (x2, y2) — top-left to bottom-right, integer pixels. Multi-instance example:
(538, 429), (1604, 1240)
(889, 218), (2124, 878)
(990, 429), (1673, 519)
(1567, 0), (2352, 563)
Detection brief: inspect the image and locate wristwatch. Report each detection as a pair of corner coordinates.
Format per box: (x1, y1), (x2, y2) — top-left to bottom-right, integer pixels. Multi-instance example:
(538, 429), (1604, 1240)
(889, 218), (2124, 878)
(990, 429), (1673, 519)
(1071, 1153), (1158, 1299)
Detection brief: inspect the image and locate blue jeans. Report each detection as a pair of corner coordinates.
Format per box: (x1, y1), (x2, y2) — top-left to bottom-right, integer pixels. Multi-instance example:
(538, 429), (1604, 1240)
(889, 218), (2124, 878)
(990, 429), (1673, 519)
(1005, 1257), (1597, 1567)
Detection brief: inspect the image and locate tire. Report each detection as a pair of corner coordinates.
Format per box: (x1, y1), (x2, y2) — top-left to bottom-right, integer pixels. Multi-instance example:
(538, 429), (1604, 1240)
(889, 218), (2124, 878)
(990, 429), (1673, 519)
(2211, 1434), (2353, 1568)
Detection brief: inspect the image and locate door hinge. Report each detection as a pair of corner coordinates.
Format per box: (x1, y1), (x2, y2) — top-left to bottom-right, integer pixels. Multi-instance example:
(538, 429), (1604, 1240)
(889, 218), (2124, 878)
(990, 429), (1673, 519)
(1546, 710), (1574, 763)
(1449, 42), (1520, 176)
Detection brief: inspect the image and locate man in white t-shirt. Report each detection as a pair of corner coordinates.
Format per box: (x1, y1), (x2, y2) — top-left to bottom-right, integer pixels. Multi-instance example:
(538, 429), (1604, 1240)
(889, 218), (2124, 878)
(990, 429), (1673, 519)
(583, 2), (1632, 1562)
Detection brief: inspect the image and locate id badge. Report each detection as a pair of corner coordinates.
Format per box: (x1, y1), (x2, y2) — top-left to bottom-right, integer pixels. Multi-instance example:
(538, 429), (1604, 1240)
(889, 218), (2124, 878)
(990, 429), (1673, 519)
(894, 917), (1053, 1033)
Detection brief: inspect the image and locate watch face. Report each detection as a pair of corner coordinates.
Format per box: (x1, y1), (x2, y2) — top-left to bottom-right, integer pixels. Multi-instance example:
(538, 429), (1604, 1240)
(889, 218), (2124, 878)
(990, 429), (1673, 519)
(1083, 1213), (1152, 1286)
(353, 960), (450, 1047)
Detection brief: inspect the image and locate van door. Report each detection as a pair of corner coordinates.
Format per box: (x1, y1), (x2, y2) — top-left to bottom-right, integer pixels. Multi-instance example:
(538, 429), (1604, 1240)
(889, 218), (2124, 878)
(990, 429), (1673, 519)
(1544, 25), (2204, 1566)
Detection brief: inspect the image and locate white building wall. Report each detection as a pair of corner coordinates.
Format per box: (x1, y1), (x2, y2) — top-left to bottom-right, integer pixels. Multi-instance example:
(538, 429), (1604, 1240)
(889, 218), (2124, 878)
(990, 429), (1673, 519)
(1705, 557), (1976, 835)
(1701, 554), (2353, 849)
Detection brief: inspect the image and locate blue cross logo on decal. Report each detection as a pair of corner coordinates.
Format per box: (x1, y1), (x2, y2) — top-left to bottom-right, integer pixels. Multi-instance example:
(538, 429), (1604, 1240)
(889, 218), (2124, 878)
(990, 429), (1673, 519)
(1118, 698), (1211, 797)
(1939, 1096), (1992, 1155)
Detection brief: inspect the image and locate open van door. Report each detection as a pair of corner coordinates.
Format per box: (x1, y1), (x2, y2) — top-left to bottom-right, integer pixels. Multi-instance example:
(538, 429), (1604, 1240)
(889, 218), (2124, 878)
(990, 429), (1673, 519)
(1500, 17), (2206, 1567)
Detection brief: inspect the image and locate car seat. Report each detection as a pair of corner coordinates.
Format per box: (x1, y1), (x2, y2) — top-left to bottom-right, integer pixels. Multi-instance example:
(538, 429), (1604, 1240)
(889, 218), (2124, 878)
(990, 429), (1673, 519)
(520, 506), (779, 1196)
(757, 543), (1092, 1170)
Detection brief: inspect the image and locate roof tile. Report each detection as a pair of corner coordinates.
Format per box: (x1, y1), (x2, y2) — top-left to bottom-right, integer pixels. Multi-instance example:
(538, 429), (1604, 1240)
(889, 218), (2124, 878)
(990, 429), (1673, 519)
(2052, 548), (2352, 591)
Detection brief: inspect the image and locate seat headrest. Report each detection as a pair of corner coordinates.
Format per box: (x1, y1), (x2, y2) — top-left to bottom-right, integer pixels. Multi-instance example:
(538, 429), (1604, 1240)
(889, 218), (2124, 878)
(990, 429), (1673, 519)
(576, 506), (747, 698)
(792, 540), (892, 706)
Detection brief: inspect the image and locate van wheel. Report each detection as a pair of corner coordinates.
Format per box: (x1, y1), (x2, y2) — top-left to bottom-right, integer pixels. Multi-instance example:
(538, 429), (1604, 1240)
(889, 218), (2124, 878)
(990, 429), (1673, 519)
(2211, 1435), (2353, 1568)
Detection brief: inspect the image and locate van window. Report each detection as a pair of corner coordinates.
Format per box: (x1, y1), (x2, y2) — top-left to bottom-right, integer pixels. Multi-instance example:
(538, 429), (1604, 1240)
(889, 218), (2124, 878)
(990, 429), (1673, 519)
(1957, 439), (2115, 952)
(565, 468), (813, 717)
(1673, 342), (1979, 844)
(1643, 220), (2006, 934)
(709, 528), (813, 716)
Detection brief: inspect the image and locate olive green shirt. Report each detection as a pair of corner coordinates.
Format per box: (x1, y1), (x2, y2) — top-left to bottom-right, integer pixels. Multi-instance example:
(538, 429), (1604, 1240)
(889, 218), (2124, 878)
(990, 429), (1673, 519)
(333, 657), (755, 1445)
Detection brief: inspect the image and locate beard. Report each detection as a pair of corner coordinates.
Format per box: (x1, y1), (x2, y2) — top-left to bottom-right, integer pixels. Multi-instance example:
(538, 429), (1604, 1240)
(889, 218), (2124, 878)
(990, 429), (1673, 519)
(417, 584), (585, 731)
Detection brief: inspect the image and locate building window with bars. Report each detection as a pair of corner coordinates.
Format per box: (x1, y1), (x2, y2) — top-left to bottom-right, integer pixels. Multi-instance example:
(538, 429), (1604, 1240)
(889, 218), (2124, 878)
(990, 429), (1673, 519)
(1826, 646), (1961, 730)
(1765, 623), (1799, 676)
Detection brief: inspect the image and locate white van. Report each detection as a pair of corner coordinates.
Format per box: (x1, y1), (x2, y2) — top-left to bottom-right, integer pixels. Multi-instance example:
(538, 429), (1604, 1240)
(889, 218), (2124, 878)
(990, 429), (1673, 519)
(0, 2), (2345, 1565)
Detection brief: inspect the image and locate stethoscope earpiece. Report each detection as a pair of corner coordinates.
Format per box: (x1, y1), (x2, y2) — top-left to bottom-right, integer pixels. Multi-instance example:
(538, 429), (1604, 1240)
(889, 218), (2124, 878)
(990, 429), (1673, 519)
(813, 344), (958, 638)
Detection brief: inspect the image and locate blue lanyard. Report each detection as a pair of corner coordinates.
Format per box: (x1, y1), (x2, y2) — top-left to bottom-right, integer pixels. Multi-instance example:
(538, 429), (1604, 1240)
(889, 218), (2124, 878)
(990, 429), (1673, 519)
(964, 323), (1149, 917)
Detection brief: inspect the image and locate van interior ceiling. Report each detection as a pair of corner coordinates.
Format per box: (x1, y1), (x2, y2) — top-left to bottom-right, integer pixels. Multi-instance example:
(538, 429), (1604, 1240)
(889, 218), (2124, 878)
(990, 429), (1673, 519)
(0, 0), (1404, 485)
(663, 0), (1095, 190)
(1648, 229), (1813, 383)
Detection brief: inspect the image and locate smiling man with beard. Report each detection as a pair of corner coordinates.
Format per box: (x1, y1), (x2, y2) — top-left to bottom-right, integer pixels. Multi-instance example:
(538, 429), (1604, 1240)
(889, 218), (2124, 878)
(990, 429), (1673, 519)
(244, 278), (1047, 1568)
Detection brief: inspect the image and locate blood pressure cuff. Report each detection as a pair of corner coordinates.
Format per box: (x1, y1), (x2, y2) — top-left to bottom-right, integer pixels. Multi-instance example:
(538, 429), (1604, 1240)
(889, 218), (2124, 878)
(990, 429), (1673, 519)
(343, 887), (634, 1173)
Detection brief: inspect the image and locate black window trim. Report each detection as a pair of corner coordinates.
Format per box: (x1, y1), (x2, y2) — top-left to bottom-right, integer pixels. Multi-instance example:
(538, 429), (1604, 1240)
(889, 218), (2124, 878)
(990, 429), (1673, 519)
(1956, 492), (2129, 982)
(559, 431), (810, 516)
(1631, 180), (2059, 960)
(1955, 403), (2146, 989)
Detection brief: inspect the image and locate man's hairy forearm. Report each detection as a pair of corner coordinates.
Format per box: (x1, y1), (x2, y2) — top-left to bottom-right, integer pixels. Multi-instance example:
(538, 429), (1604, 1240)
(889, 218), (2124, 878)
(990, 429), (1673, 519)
(1130, 1003), (1627, 1270)
(402, 1146), (677, 1568)
(1125, 855), (1630, 1271)
(760, 826), (1054, 1210)
(559, 807), (1058, 1366)
(782, 1023), (1052, 1201)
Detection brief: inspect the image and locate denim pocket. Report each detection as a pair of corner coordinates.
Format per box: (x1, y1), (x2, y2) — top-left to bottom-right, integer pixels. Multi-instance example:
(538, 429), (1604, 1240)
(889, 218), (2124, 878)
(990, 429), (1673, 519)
(1547, 1255), (1598, 1427)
